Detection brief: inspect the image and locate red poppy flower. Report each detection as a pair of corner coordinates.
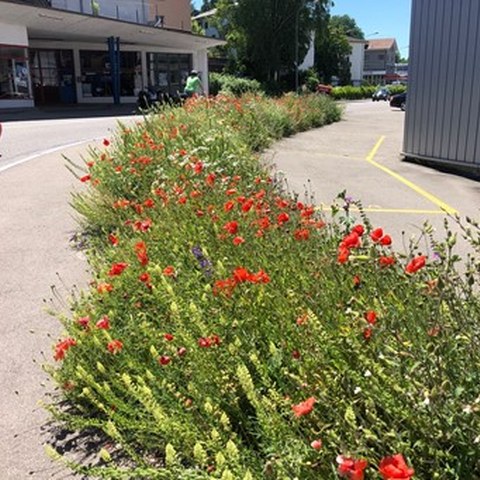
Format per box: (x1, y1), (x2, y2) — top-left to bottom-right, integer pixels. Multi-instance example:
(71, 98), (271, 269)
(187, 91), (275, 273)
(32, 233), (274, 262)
(96, 315), (110, 330)
(133, 218), (152, 232)
(352, 225), (365, 236)
(353, 275), (361, 288)
(108, 262), (128, 277)
(107, 339), (123, 354)
(143, 198), (155, 208)
(198, 337), (212, 348)
(363, 327), (373, 340)
(380, 235), (392, 246)
(80, 174), (91, 183)
(108, 234), (119, 246)
(77, 316), (90, 328)
(213, 278), (236, 296)
(379, 256), (396, 267)
(277, 212), (290, 225)
(177, 346), (187, 356)
(405, 255), (426, 274)
(224, 200), (235, 212)
(135, 241), (149, 266)
(292, 350), (301, 359)
(164, 333), (174, 341)
(206, 173), (216, 186)
(370, 228), (384, 242)
(97, 282), (113, 294)
(233, 267), (251, 283)
(139, 272), (150, 283)
(276, 198), (289, 209)
(193, 161), (204, 174)
(311, 439), (323, 450)
(291, 397), (316, 417)
(337, 455), (368, 480)
(364, 310), (377, 325)
(163, 266), (175, 277)
(223, 220), (239, 235)
(250, 270), (270, 284)
(103, 138), (110, 146)
(341, 232), (361, 249)
(301, 206), (315, 218)
(53, 337), (77, 361)
(379, 454), (414, 480)
(294, 228), (310, 241)
(338, 247), (351, 264)
(158, 355), (171, 366)
(233, 236), (245, 246)
(241, 199), (254, 212)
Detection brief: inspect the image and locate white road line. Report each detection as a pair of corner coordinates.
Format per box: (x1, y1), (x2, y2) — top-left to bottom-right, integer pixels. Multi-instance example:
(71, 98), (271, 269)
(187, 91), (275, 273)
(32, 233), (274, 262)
(0, 138), (103, 174)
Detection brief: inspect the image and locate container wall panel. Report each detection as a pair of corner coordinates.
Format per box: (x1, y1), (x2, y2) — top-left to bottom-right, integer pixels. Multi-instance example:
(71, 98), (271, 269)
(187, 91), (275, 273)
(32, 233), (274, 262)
(403, 0), (480, 171)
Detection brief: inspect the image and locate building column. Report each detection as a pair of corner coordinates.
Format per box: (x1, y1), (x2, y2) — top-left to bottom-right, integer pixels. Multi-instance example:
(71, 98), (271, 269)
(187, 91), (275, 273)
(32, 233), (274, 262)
(192, 49), (209, 95)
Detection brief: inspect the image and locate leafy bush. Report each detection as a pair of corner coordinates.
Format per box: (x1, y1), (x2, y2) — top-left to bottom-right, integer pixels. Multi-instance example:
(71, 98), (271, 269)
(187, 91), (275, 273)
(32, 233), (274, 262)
(46, 93), (480, 479)
(331, 85), (407, 100)
(209, 73), (263, 97)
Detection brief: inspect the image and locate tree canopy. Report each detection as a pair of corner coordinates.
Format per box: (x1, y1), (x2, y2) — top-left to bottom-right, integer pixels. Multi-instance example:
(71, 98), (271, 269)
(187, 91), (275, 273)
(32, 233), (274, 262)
(329, 14), (365, 39)
(216, 0), (331, 85)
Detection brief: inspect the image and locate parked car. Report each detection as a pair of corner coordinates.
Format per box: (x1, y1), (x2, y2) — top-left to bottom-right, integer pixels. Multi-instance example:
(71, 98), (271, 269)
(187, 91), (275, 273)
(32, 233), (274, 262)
(372, 87), (390, 102)
(389, 92), (407, 111)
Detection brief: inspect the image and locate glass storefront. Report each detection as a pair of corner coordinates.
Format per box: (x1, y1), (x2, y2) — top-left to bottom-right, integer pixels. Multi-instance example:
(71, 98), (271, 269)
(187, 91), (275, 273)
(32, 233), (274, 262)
(0, 45), (31, 100)
(147, 53), (191, 95)
(80, 50), (141, 97)
(30, 49), (75, 104)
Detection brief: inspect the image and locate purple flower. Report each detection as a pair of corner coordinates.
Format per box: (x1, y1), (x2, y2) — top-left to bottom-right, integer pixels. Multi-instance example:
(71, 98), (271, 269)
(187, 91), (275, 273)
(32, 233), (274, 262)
(192, 246), (213, 277)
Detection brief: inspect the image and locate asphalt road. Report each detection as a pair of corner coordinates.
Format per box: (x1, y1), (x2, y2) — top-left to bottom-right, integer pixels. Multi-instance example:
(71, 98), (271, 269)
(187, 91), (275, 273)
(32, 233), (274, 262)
(0, 111), (140, 173)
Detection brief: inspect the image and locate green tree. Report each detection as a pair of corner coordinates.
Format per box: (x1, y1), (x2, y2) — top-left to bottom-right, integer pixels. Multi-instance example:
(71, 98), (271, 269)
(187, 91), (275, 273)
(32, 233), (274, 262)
(314, 14), (363, 84)
(329, 14), (364, 39)
(217, 0), (331, 86)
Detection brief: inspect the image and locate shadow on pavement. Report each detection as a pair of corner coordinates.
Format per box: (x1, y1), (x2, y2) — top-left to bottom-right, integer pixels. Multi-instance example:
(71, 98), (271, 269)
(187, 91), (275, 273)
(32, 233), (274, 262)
(1, 104), (140, 123)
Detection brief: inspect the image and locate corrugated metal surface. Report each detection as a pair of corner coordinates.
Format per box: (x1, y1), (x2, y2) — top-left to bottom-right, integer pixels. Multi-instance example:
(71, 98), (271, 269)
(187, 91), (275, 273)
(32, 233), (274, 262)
(403, 0), (480, 171)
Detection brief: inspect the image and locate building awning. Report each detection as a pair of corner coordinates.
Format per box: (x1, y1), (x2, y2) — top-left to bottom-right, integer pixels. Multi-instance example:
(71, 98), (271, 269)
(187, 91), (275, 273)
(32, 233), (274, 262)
(0, 0), (225, 50)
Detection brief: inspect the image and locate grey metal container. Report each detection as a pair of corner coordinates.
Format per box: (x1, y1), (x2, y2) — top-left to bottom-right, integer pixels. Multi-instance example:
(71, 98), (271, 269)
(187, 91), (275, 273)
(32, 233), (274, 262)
(403, 0), (480, 175)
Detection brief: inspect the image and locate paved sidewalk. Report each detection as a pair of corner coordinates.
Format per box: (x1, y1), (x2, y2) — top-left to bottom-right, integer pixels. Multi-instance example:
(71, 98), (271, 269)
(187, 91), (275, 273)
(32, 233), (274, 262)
(267, 101), (480, 258)
(0, 144), (90, 479)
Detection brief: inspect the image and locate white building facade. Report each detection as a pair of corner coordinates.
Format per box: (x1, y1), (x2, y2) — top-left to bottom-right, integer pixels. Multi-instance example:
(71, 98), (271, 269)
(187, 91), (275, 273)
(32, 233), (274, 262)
(0, 0), (222, 110)
(347, 37), (367, 86)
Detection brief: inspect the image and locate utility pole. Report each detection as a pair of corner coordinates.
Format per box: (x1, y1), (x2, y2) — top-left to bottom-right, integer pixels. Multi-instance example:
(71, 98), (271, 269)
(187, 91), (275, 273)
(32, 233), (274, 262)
(295, 5), (300, 92)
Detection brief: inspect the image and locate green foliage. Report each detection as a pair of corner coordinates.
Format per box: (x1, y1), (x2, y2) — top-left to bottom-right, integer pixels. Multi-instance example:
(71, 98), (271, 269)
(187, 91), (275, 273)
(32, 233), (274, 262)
(329, 14), (365, 39)
(217, 0), (330, 84)
(315, 22), (352, 85)
(209, 73), (263, 96)
(331, 84), (407, 100)
(47, 93), (480, 479)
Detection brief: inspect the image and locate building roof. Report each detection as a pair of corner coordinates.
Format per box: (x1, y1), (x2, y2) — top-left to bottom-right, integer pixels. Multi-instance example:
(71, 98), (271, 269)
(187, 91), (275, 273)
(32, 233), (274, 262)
(367, 38), (398, 51)
(192, 9), (218, 21)
(0, 0), (225, 50)
(346, 36), (368, 44)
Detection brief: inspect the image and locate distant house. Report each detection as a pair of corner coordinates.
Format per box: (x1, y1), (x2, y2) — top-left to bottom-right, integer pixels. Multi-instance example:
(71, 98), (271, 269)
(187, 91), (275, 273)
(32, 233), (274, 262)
(363, 38), (399, 85)
(347, 37), (367, 86)
(192, 8), (221, 39)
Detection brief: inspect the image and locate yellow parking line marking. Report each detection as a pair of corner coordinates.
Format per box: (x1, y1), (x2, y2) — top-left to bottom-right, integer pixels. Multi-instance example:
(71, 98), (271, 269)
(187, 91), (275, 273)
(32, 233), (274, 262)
(365, 136), (458, 215)
(317, 206), (445, 214)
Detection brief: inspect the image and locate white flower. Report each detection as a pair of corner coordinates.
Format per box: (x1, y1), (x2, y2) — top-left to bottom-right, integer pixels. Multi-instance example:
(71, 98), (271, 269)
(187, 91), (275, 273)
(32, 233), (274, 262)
(354, 387), (362, 394)
(364, 370), (372, 378)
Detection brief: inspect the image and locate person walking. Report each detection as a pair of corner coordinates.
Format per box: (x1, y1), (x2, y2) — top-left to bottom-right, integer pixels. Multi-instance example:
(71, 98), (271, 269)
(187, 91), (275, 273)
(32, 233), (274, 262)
(184, 70), (203, 98)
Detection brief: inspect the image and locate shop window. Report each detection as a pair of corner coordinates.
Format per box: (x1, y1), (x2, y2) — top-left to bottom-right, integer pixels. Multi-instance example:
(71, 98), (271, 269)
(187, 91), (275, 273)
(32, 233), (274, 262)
(80, 50), (112, 97)
(80, 50), (141, 97)
(147, 52), (191, 96)
(0, 45), (31, 100)
(120, 51), (142, 96)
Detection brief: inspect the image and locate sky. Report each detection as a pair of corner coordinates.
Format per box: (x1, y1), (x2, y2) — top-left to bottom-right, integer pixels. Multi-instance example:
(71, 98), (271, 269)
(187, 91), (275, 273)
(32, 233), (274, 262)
(192, 0), (412, 57)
